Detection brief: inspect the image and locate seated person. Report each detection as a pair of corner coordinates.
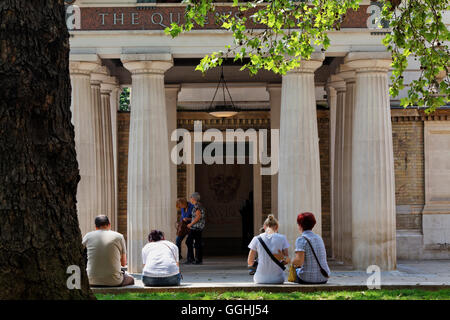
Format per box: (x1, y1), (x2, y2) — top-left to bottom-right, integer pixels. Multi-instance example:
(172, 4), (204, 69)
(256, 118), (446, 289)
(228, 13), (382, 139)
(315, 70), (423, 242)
(292, 212), (330, 284)
(82, 215), (134, 287)
(247, 214), (290, 284)
(142, 230), (181, 287)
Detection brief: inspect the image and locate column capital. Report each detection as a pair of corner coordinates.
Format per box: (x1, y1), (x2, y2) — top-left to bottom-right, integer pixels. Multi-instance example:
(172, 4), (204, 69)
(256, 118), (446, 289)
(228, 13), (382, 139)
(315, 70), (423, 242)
(101, 77), (119, 94)
(336, 64), (356, 83)
(121, 54), (173, 75)
(69, 54), (101, 75)
(327, 74), (346, 92)
(91, 66), (110, 83)
(288, 53), (325, 74)
(344, 52), (392, 73)
(69, 61), (99, 75)
(164, 84), (181, 93)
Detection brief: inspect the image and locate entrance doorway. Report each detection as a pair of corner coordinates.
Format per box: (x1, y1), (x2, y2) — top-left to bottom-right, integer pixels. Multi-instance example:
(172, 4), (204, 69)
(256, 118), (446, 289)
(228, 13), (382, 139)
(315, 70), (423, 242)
(195, 143), (255, 256)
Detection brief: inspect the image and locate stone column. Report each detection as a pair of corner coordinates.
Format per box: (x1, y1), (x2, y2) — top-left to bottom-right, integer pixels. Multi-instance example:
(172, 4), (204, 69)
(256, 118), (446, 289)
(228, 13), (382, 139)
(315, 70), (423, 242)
(186, 137), (196, 198)
(69, 55), (100, 236)
(267, 84), (281, 218)
(337, 65), (356, 265)
(91, 67), (108, 217)
(345, 52), (396, 270)
(278, 53), (324, 254)
(100, 77), (118, 230)
(253, 133), (263, 235)
(165, 84), (181, 243)
(327, 75), (346, 263)
(325, 84), (337, 258)
(110, 85), (121, 230)
(122, 54), (173, 273)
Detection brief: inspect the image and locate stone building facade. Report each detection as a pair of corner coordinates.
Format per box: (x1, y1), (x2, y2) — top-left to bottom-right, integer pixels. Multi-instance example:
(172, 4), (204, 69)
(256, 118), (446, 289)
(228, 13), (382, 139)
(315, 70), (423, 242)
(68, 0), (450, 273)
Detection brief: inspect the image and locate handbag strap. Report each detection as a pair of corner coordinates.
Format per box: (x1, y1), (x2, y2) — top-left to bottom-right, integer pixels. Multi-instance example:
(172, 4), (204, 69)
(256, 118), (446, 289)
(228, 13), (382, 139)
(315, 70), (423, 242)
(161, 242), (183, 280)
(161, 242), (178, 263)
(257, 235), (286, 271)
(303, 236), (329, 277)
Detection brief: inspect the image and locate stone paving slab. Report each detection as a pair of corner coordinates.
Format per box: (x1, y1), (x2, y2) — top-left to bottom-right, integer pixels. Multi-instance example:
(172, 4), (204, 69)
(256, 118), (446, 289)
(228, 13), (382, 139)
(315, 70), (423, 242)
(91, 257), (450, 294)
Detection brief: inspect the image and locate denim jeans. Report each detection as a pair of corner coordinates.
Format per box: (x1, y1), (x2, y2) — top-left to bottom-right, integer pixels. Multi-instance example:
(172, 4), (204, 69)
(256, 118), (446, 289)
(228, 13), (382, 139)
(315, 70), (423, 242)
(175, 235), (187, 258)
(142, 273), (181, 287)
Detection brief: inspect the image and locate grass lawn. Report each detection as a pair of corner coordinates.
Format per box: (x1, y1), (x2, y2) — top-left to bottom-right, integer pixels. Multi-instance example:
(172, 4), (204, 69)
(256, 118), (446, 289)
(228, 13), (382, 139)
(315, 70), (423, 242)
(95, 289), (450, 300)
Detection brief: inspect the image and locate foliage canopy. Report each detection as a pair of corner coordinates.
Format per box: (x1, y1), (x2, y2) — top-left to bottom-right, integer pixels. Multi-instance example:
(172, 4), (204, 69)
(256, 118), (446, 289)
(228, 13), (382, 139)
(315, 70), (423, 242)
(166, 0), (449, 113)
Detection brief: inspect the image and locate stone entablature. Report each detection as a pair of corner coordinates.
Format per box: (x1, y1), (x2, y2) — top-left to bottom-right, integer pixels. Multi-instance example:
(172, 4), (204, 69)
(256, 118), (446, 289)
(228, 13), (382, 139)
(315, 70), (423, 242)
(70, 1), (379, 31)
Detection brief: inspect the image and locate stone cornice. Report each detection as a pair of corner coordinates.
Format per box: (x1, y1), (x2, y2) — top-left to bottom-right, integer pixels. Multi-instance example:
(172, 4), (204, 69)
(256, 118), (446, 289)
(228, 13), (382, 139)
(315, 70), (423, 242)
(391, 108), (450, 121)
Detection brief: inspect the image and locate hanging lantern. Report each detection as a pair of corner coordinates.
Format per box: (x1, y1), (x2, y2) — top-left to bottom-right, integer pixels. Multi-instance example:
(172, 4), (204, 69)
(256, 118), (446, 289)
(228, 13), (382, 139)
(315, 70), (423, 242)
(208, 65), (240, 118)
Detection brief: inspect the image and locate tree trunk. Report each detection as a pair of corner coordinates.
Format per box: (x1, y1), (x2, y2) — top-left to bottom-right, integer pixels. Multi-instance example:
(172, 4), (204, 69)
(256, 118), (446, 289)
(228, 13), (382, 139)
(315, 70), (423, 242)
(0, 0), (94, 299)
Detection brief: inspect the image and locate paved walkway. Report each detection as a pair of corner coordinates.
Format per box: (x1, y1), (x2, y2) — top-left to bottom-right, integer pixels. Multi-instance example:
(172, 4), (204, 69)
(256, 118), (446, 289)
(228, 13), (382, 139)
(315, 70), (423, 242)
(92, 257), (450, 294)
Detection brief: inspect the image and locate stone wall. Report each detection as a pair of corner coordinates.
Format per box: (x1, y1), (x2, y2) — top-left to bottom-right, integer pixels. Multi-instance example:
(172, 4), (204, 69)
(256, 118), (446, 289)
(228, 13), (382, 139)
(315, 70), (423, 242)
(392, 109), (450, 259)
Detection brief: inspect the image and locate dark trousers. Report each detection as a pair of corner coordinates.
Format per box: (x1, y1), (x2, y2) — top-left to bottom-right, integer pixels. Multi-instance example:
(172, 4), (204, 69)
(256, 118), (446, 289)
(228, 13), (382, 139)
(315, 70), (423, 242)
(296, 278), (327, 285)
(143, 273), (181, 287)
(175, 234), (187, 258)
(186, 229), (203, 263)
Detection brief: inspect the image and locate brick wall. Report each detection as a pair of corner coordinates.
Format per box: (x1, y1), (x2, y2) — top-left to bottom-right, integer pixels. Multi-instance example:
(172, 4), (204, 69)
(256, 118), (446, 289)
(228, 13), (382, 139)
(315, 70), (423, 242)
(318, 110), (331, 254)
(117, 112), (130, 239)
(392, 120), (424, 231)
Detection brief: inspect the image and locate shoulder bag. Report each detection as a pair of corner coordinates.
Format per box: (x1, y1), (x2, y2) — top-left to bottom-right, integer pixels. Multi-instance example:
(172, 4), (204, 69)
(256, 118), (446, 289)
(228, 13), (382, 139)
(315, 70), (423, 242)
(257, 235), (286, 271)
(303, 236), (329, 278)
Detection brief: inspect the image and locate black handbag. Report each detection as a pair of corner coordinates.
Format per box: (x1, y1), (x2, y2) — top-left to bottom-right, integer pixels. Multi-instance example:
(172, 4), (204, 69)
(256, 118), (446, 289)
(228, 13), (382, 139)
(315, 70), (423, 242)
(303, 236), (329, 278)
(248, 259), (258, 275)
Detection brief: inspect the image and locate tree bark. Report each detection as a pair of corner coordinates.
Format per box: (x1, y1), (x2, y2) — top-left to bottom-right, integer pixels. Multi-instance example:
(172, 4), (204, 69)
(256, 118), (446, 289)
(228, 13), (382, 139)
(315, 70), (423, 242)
(0, 0), (94, 299)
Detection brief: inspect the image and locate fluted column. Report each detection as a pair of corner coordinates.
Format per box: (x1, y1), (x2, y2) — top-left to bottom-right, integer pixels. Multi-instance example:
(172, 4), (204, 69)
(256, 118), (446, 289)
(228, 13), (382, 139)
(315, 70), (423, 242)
(267, 84), (281, 218)
(91, 67), (107, 217)
(100, 77), (118, 230)
(165, 84), (180, 243)
(69, 57), (99, 236)
(337, 65), (356, 265)
(122, 54), (173, 273)
(278, 53), (324, 254)
(325, 84), (337, 258)
(110, 85), (121, 229)
(328, 75), (346, 263)
(345, 52), (396, 270)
